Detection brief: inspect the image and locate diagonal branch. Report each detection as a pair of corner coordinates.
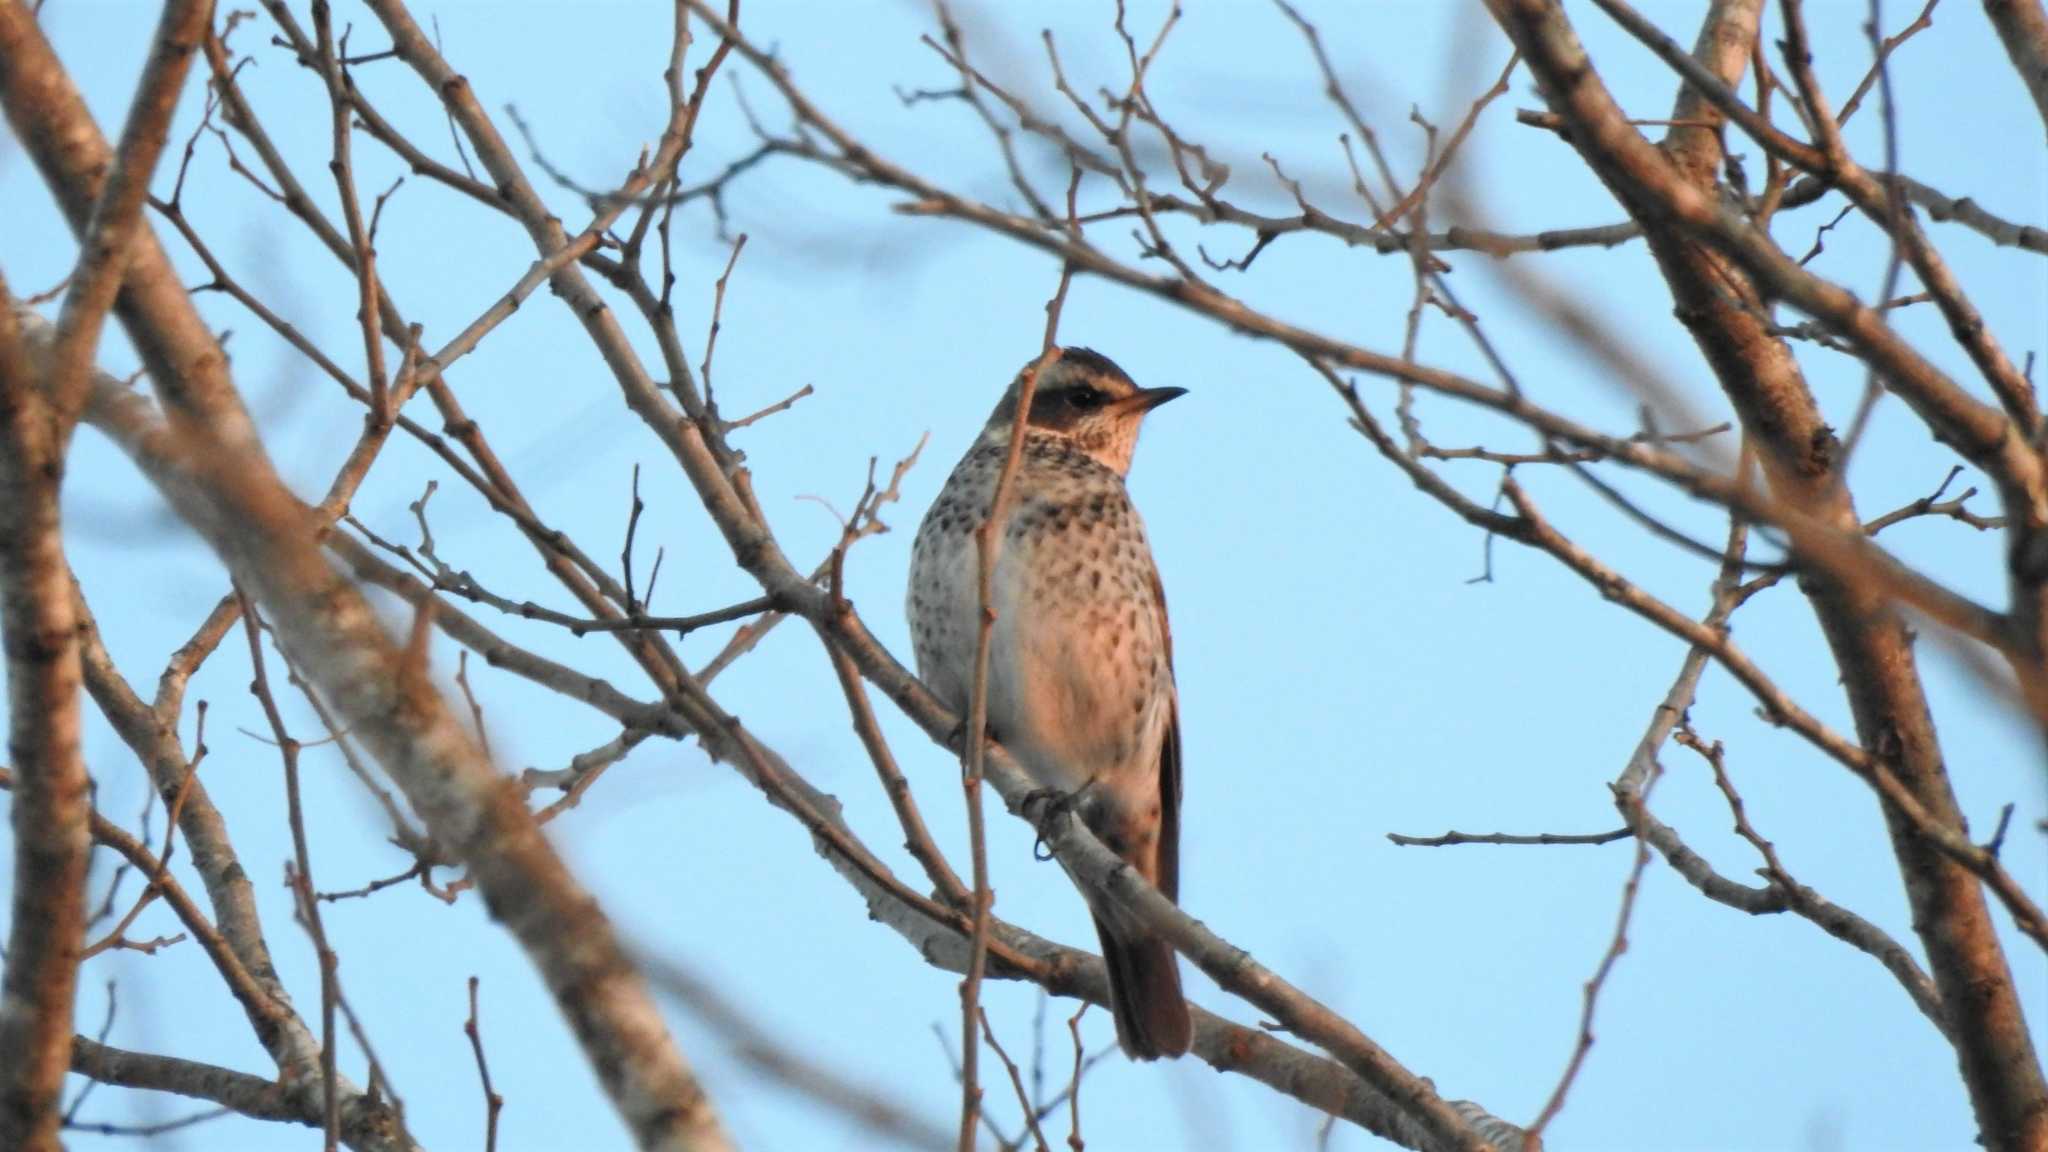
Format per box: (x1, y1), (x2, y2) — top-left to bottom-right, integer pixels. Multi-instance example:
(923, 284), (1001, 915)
(1484, 3), (2047, 1147)
(35, 0), (211, 435)
(1984, 0), (2048, 142)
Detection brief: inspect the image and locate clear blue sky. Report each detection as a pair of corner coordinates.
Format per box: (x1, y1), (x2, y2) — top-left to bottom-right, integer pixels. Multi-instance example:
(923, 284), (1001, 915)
(4, 1), (2043, 1149)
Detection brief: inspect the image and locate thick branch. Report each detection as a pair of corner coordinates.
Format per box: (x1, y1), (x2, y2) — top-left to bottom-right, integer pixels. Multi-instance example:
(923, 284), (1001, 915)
(0, 284), (90, 1152)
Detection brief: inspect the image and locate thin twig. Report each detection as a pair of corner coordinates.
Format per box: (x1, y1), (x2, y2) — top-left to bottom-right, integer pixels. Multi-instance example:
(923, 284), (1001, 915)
(979, 1008), (1051, 1152)
(1527, 781), (1656, 1137)
(959, 168), (1081, 1151)
(237, 593), (339, 1151)
(463, 976), (503, 1152)
(1387, 828), (1632, 848)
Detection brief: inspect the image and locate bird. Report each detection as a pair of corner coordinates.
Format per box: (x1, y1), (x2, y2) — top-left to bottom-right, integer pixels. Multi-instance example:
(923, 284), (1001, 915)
(907, 346), (1192, 1060)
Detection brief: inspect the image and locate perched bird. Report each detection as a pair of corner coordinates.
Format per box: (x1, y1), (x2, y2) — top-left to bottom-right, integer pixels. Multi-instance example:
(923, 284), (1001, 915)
(907, 346), (1192, 1060)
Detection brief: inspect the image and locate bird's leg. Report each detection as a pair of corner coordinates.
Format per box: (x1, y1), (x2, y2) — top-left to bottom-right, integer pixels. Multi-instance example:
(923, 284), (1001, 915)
(946, 715), (998, 756)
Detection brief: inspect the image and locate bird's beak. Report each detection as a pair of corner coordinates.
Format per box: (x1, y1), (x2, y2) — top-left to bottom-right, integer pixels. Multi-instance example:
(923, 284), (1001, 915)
(1114, 386), (1188, 415)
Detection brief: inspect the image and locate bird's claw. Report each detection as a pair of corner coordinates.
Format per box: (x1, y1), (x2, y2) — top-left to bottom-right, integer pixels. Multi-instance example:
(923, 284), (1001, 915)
(1023, 786), (1082, 861)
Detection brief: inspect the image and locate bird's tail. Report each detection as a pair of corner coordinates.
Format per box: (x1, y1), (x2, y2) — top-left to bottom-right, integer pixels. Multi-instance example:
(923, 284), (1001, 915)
(1093, 912), (1192, 1060)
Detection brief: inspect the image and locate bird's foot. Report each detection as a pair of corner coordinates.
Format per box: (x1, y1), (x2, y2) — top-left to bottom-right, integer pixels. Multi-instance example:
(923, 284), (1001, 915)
(1024, 780), (1096, 862)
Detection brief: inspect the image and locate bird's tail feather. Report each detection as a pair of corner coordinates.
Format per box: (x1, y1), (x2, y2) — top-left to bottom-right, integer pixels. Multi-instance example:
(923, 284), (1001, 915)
(1093, 913), (1192, 1060)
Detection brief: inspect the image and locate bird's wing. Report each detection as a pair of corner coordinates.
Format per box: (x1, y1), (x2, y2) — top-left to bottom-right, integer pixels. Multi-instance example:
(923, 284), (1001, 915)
(1150, 564), (1181, 905)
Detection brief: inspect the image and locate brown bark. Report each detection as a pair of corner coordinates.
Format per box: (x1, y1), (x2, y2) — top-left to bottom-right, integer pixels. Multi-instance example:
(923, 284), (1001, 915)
(0, 288), (90, 1152)
(0, 4), (211, 1140)
(1986, 0), (2048, 142)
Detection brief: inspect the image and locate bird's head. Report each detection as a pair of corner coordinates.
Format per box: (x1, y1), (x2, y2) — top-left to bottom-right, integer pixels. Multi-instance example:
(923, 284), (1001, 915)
(982, 347), (1185, 476)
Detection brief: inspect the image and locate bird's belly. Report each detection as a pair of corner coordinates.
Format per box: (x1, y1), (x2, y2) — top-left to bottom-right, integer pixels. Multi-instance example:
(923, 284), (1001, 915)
(986, 539), (1162, 791)
(909, 484), (1166, 793)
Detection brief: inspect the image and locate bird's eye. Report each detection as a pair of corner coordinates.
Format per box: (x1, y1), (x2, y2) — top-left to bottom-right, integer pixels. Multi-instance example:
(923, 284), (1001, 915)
(1066, 387), (1103, 409)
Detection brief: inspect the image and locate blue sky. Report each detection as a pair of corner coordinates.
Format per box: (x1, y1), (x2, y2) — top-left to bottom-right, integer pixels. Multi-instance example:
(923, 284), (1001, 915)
(4, 1), (2044, 1149)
